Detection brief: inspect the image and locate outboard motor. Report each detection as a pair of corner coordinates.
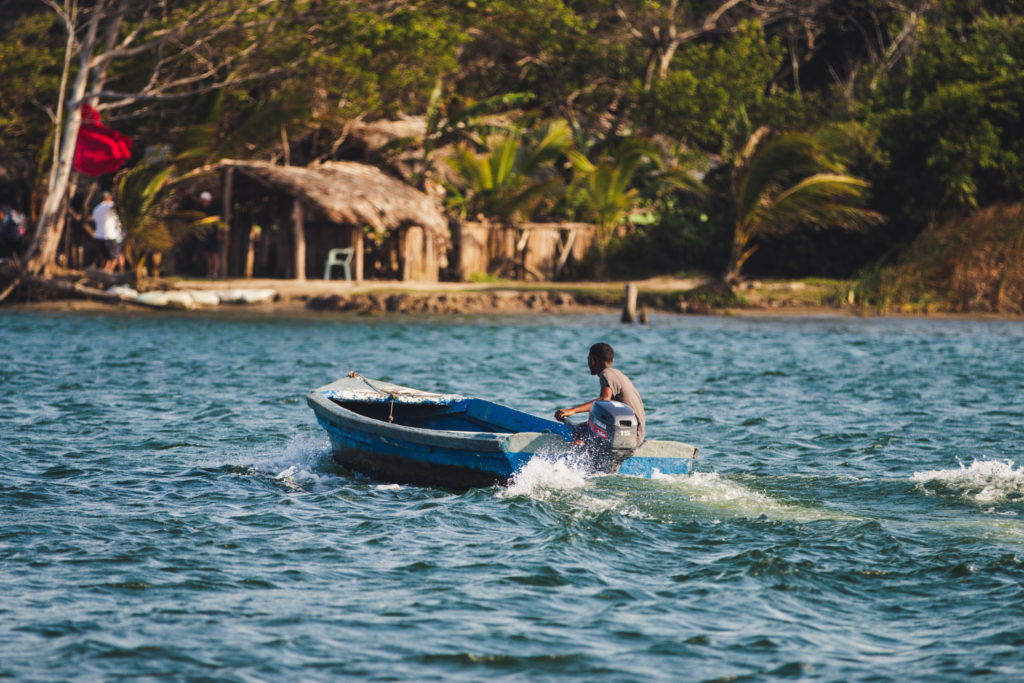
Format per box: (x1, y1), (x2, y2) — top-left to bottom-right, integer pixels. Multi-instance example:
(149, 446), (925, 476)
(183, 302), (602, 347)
(584, 400), (640, 472)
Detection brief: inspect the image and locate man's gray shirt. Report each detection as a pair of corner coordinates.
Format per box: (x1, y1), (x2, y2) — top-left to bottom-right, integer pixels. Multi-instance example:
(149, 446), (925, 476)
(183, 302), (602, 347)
(598, 367), (646, 443)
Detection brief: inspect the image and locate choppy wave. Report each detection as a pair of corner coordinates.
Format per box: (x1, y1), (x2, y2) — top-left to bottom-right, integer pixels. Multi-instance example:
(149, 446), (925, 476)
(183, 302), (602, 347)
(7, 311), (1024, 681)
(912, 458), (1024, 503)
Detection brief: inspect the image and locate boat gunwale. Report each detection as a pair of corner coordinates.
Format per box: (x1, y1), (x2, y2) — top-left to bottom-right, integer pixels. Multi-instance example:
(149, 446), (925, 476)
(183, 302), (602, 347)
(306, 390), (548, 453)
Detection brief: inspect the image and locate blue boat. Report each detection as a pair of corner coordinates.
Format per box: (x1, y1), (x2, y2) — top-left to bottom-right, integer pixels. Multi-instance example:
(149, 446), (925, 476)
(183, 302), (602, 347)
(307, 373), (698, 489)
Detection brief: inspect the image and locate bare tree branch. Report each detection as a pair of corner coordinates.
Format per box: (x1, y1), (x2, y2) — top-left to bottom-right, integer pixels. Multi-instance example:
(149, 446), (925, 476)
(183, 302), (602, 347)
(86, 63), (296, 112)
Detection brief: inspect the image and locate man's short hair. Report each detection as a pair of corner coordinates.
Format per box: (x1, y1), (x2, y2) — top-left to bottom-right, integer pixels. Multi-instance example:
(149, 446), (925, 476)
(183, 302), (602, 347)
(589, 342), (614, 364)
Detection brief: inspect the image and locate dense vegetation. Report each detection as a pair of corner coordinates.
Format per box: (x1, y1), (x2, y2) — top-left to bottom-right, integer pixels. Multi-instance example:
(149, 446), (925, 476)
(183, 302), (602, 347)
(1, 1), (1022, 310)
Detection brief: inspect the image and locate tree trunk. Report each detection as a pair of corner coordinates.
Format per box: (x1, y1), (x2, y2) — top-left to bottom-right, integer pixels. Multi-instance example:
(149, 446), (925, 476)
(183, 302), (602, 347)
(24, 5), (103, 275)
(723, 224), (755, 287)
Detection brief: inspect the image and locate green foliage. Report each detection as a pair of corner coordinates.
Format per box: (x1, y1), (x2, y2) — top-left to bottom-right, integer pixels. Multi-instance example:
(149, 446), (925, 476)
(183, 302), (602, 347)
(723, 124), (883, 284)
(636, 21), (807, 150)
(605, 202), (728, 279)
(450, 0), (591, 100)
(446, 119), (572, 222)
(568, 137), (707, 278)
(2, 0), (1023, 293)
(679, 283), (749, 310)
(869, 12), (1024, 237)
(112, 162), (194, 274)
(0, 12), (64, 175)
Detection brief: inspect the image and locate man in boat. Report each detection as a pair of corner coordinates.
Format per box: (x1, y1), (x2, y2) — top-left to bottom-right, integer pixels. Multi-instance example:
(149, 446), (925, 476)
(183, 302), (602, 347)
(554, 342), (646, 445)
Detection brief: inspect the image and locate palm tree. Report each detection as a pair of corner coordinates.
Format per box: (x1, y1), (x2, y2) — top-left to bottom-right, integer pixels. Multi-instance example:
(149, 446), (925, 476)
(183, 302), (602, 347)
(723, 125), (883, 286)
(568, 138), (706, 278)
(111, 163), (185, 277)
(446, 119), (572, 224)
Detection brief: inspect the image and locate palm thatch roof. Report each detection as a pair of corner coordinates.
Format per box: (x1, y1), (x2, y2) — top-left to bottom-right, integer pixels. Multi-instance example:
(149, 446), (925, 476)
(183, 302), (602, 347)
(348, 116), (425, 152)
(220, 159), (448, 238)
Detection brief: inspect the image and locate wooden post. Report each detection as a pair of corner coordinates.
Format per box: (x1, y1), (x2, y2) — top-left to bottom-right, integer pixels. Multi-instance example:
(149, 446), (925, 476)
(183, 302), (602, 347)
(622, 282), (638, 323)
(353, 225), (364, 282)
(244, 224), (258, 278)
(401, 227), (413, 281)
(220, 168), (233, 277)
(554, 228), (577, 279)
(292, 199), (306, 280)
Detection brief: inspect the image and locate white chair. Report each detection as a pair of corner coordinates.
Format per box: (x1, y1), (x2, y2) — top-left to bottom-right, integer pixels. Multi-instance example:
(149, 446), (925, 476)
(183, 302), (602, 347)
(324, 247), (354, 281)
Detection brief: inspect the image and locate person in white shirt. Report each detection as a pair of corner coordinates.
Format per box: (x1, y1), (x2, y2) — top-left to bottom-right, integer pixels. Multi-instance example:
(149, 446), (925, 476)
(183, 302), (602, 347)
(92, 191), (123, 272)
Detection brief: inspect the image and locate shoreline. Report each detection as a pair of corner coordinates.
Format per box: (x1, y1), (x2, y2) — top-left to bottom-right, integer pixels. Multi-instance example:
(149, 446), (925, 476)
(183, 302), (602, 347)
(3, 272), (1023, 321)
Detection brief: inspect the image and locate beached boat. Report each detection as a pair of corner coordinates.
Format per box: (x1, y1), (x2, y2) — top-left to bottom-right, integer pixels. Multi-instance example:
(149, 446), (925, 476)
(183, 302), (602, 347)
(306, 373), (698, 489)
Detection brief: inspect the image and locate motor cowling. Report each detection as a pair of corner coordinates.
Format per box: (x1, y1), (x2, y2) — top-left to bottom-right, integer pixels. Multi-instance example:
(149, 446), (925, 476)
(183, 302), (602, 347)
(585, 400), (640, 470)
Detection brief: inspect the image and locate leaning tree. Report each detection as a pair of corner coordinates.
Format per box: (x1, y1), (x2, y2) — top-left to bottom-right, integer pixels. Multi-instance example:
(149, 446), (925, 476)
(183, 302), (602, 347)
(23, 0), (315, 275)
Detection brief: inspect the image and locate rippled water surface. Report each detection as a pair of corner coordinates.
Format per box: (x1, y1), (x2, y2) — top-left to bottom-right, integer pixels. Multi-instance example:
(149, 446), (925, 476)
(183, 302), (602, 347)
(3, 309), (1024, 680)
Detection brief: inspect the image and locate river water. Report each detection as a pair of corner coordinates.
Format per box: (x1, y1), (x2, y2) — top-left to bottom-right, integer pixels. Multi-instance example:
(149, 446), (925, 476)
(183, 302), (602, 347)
(2, 309), (1024, 680)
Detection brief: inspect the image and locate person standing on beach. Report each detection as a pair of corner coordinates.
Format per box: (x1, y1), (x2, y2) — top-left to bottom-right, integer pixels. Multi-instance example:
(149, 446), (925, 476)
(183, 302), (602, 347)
(199, 191), (221, 278)
(555, 342), (646, 444)
(91, 191), (123, 273)
(0, 206), (26, 259)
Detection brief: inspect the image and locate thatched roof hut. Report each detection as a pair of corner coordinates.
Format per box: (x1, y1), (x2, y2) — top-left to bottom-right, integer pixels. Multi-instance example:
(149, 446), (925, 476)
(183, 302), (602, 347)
(221, 159), (447, 238)
(218, 159), (449, 282)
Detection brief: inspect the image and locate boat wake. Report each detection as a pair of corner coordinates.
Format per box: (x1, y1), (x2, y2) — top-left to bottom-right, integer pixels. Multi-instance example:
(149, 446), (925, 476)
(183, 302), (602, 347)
(912, 458), (1024, 504)
(249, 433), (339, 492)
(502, 455), (590, 499)
(503, 457), (851, 522)
(649, 471), (854, 522)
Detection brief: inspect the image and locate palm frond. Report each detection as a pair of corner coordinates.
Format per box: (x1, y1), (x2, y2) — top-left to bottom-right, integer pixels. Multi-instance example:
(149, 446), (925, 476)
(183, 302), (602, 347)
(747, 174), (882, 236)
(424, 78), (445, 137)
(448, 146), (493, 191)
(655, 167), (709, 200)
(566, 149), (595, 174)
(490, 137), (520, 188)
(515, 119), (571, 175)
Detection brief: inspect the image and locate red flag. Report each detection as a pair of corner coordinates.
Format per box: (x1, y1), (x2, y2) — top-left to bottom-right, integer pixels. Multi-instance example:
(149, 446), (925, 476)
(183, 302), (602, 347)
(74, 104), (133, 177)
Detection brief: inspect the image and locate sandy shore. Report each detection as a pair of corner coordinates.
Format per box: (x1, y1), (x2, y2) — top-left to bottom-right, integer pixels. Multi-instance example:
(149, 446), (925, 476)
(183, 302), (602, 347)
(4, 272), (857, 316)
(8, 272), (1020, 319)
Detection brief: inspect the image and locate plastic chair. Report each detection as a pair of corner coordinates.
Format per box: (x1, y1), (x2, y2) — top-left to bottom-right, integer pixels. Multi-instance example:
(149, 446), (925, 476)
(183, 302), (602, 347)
(324, 247), (353, 281)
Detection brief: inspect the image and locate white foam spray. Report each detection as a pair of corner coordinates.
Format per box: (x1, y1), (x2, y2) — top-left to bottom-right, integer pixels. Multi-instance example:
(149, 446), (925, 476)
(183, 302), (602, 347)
(912, 458), (1024, 503)
(253, 433), (337, 492)
(502, 455), (590, 499)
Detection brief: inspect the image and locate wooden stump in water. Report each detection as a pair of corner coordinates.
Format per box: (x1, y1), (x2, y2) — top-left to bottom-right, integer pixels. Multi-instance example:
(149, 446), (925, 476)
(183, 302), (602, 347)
(622, 283), (637, 323)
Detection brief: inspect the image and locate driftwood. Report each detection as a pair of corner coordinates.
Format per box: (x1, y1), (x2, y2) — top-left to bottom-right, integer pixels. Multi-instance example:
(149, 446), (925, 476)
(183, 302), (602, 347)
(20, 274), (163, 308)
(0, 277), (21, 304)
(0, 265), (160, 309)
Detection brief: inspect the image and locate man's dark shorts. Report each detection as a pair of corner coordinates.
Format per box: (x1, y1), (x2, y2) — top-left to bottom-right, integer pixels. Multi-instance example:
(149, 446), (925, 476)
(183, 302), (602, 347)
(103, 239), (122, 260)
(203, 227), (220, 253)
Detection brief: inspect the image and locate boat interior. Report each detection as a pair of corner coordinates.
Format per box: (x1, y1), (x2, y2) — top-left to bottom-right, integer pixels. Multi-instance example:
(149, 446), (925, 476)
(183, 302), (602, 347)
(330, 396), (570, 436)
